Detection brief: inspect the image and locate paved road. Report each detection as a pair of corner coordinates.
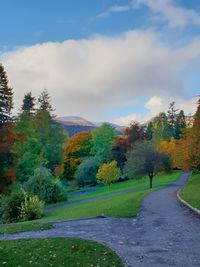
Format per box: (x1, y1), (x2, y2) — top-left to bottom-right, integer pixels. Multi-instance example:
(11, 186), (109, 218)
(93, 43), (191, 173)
(1, 172), (200, 267)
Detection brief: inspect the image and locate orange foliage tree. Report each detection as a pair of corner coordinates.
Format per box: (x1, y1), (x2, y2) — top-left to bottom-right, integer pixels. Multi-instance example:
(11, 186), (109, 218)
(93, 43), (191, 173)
(62, 132), (92, 180)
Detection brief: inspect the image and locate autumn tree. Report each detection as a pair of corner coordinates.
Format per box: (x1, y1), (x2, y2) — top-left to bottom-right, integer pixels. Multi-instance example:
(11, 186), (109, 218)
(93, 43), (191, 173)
(125, 141), (171, 188)
(96, 161), (120, 186)
(62, 132), (92, 180)
(0, 63), (15, 192)
(124, 122), (146, 149)
(90, 124), (116, 163)
(189, 98), (200, 171)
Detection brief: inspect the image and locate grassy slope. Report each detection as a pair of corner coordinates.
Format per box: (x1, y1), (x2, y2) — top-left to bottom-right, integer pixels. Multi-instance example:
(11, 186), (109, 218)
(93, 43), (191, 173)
(0, 238), (123, 267)
(180, 173), (200, 210)
(40, 186), (164, 222)
(50, 171), (181, 206)
(0, 172), (180, 234)
(0, 222), (52, 235)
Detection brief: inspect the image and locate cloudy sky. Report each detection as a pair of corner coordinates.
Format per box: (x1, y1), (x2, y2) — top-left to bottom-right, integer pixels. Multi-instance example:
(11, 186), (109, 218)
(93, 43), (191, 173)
(0, 0), (200, 125)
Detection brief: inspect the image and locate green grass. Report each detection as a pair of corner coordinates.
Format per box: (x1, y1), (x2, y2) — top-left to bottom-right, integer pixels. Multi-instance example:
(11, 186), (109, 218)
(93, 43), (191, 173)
(180, 173), (200, 210)
(0, 222), (53, 235)
(48, 171), (181, 206)
(0, 237), (123, 267)
(0, 172), (180, 234)
(39, 186), (164, 222)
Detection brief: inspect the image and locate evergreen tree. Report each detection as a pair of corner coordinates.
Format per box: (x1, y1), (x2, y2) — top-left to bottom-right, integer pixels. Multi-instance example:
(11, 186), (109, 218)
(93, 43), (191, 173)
(174, 110), (186, 139)
(38, 89), (53, 114)
(0, 63), (13, 127)
(167, 101), (178, 138)
(21, 92), (35, 114)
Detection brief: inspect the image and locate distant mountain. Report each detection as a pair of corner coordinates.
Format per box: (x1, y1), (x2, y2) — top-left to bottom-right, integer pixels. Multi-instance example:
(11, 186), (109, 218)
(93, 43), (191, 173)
(56, 116), (95, 136)
(56, 116), (125, 136)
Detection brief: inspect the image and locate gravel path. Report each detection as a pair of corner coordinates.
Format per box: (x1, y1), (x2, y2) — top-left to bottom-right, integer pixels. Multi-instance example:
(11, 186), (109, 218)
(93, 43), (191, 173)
(1, 172), (200, 267)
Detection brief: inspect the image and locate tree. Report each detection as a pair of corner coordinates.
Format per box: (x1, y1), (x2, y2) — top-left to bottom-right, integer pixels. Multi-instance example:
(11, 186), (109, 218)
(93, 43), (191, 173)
(124, 122), (146, 149)
(111, 136), (127, 171)
(189, 98), (200, 171)
(21, 92), (35, 115)
(75, 158), (99, 187)
(96, 161), (120, 186)
(62, 132), (92, 180)
(146, 121), (153, 140)
(152, 112), (171, 142)
(90, 124), (117, 163)
(38, 89), (53, 114)
(0, 64), (14, 192)
(125, 141), (171, 188)
(174, 110), (186, 139)
(0, 63), (13, 127)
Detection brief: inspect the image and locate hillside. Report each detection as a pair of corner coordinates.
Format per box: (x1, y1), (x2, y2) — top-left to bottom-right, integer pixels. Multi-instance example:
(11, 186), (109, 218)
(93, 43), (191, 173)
(56, 116), (124, 136)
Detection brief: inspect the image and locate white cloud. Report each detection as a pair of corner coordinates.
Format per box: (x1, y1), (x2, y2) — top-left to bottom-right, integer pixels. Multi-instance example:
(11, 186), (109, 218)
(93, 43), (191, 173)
(98, 0), (200, 28)
(111, 96), (198, 126)
(1, 30), (200, 121)
(135, 0), (200, 27)
(97, 5), (131, 18)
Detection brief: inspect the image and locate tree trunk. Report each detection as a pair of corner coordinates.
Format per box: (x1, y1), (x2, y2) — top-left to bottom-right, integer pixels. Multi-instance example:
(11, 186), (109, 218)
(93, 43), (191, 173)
(149, 174), (153, 188)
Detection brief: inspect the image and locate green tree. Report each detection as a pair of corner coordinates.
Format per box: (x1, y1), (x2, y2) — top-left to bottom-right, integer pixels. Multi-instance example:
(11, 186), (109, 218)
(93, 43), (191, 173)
(125, 141), (171, 188)
(75, 158), (99, 187)
(90, 124), (116, 163)
(0, 63), (13, 127)
(152, 112), (171, 142)
(21, 92), (35, 115)
(174, 110), (186, 139)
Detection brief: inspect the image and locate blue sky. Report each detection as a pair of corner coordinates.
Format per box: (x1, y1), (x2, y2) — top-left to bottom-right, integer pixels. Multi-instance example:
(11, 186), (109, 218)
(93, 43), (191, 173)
(1, 0), (200, 124)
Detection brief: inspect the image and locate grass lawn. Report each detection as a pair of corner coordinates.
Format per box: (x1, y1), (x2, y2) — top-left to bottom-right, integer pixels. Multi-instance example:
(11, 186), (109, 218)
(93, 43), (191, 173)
(40, 186), (164, 222)
(48, 171), (181, 207)
(0, 237), (123, 267)
(180, 173), (200, 210)
(0, 222), (52, 235)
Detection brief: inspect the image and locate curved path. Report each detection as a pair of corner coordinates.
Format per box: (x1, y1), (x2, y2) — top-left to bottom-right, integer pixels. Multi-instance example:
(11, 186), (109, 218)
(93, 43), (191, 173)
(1, 172), (200, 266)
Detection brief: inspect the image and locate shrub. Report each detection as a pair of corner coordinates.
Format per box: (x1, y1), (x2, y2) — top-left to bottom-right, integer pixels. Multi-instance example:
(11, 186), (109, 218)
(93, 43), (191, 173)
(25, 167), (67, 203)
(0, 186), (25, 223)
(20, 192), (44, 221)
(96, 161), (120, 186)
(0, 185), (43, 223)
(75, 158), (99, 187)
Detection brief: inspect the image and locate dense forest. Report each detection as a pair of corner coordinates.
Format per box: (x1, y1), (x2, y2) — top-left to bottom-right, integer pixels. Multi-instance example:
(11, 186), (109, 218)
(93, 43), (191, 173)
(0, 62), (199, 223)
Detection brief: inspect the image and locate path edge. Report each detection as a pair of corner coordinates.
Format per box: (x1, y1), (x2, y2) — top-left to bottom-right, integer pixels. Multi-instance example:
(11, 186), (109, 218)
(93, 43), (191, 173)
(177, 189), (200, 216)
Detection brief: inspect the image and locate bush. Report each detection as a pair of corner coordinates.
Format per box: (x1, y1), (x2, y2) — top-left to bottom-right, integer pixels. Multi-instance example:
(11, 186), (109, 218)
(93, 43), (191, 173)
(25, 167), (67, 203)
(75, 158), (99, 187)
(0, 186), (25, 223)
(0, 185), (43, 223)
(20, 192), (44, 221)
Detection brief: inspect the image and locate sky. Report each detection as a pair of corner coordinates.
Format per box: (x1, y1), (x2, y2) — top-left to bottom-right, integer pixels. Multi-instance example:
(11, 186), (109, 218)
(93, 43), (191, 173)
(0, 0), (200, 125)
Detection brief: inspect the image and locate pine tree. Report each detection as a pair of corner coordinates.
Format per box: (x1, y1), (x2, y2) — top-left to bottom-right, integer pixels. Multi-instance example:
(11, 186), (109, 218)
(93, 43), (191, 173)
(167, 101), (178, 138)
(174, 110), (186, 139)
(21, 92), (35, 114)
(0, 63), (13, 127)
(38, 89), (53, 113)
